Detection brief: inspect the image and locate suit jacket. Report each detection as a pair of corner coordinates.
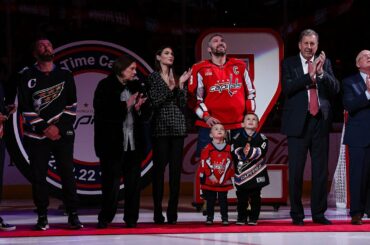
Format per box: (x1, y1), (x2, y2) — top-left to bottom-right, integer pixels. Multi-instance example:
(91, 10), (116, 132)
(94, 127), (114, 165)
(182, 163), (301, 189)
(343, 73), (370, 147)
(281, 55), (339, 137)
(93, 73), (151, 158)
(0, 82), (5, 114)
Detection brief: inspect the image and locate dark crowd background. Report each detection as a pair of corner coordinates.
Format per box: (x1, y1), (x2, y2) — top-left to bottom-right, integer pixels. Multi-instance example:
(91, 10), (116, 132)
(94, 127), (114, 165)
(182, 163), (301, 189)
(0, 0), (369, 132)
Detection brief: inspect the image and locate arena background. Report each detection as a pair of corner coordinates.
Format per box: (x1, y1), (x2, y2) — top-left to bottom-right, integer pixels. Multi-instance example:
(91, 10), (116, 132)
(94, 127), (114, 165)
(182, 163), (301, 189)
(0, 0), (369, 204)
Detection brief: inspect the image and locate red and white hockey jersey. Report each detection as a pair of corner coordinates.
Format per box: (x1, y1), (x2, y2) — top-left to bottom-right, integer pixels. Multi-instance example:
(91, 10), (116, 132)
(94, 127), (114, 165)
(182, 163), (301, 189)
(199, 143), (234, 192)
(188, 58), (256, 130)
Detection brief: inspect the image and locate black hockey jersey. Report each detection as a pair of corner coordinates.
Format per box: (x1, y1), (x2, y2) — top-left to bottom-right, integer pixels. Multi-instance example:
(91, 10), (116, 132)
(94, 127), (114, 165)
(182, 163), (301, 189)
(18, 65), (77, 139)
(231, 130), (269, 190)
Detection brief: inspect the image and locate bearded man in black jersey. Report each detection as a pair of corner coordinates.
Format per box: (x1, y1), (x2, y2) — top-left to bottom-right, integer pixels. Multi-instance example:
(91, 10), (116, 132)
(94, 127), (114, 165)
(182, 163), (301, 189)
(17, 38), (83, 230)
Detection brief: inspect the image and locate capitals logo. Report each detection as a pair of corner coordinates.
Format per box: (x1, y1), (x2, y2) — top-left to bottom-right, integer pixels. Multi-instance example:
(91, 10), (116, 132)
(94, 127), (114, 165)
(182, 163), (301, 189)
(33, 82), (65, 113)
(5, 41), (153, 204)
(209, 74), (242, 96)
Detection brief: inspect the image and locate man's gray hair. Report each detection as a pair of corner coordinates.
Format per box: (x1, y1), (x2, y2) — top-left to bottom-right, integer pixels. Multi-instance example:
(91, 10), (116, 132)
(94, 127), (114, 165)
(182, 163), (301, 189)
(299, 29), (319, 42)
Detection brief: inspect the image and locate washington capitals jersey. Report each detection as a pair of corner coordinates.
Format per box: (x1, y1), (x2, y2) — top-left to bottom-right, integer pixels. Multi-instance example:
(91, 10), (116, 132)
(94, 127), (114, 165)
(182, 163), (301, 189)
(17, 65), (77, 139)
(199, 143), (234, 192)
(188, 58), (256, 130)
(231, 131), (269, 190)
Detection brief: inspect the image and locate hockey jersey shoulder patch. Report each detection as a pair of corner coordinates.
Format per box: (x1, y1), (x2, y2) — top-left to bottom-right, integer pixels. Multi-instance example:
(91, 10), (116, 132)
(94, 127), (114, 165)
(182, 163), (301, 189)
(260, 133), (268, 140)
(18, 66), (30, 74)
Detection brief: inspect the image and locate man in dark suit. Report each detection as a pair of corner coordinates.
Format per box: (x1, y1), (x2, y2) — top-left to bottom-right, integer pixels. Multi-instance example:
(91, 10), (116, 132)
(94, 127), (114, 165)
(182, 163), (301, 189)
(281, 29), (339, 225)
(343, 50), (370, 225)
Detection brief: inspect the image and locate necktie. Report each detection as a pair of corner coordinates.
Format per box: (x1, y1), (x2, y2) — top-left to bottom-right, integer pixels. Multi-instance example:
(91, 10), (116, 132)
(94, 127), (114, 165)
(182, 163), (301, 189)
(307, 60), (319, 116)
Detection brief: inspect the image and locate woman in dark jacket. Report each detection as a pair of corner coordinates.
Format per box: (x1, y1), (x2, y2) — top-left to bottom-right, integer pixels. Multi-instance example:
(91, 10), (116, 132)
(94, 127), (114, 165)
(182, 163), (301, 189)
(94, 55), (149, 228)
(148, 46), (191, 224)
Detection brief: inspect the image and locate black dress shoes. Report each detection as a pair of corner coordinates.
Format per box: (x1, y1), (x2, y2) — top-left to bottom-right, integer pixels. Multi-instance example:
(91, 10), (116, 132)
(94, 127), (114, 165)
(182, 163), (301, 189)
(167, 220), (177, 225)
(126, 222), (137, 228)
(97, 220), (108, 229)
(351, 214), (363, 225)
(292, 219), (304, 226)
(312, 217), (332, 225)
(154, 214), (165, 224)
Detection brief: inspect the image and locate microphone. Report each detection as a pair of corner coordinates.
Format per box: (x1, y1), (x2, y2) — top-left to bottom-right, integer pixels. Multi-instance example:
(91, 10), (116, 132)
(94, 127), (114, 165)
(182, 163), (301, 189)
(138, 80), (148, 98)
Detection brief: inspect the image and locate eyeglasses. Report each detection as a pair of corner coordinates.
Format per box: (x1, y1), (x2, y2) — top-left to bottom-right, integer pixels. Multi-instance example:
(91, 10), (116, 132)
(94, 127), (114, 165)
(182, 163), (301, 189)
(359, 53), (370, 60)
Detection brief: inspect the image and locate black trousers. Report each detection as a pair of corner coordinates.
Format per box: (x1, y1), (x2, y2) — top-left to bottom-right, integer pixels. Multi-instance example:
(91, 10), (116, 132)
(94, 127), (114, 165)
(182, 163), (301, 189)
(152, 136), (184, 222)
(288, 114), (329, 220)
(0, 138), (4, 222)
(0, 138), (5, 201)
(348, 146), (370, 217)
(236, 187), (261, 221)
(366, 185), (370, 216)
(24, 136), (79, 215)
(98, 148), (141, 224)
(203, 190), (228, 221)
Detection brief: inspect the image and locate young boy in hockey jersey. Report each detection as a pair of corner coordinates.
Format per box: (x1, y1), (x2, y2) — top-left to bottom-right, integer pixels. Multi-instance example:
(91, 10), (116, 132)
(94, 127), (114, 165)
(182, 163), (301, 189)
(231, 113), (269, 226)
(199, 123), (234, 225)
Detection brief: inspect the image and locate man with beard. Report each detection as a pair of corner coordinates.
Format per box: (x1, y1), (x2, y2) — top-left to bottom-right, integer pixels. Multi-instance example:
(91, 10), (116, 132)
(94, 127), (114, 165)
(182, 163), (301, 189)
(281, 29), (339, 225)
(188, 33), (256, 157)
(17, 38), (83, 230)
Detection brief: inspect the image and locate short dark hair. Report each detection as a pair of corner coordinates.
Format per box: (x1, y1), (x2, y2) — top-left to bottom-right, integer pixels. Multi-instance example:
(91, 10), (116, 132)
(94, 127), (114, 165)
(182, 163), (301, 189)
(31, 37), (52, 52)
(113, 55), (135, 76)
(244, 113), (259, 123)
(299, 29), (319, 42)
(208, 33), (224, 47)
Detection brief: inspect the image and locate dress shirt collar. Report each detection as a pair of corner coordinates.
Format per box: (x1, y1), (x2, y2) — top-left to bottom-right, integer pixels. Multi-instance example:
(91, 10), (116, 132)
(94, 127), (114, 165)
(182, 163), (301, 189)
(299, 52), (314, 65)
(360, 71), (369, 82)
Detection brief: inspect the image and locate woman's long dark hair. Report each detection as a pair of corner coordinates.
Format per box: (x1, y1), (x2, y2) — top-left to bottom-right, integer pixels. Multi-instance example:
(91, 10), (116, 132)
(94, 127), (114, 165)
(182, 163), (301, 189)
(154, 46), (178, 86)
